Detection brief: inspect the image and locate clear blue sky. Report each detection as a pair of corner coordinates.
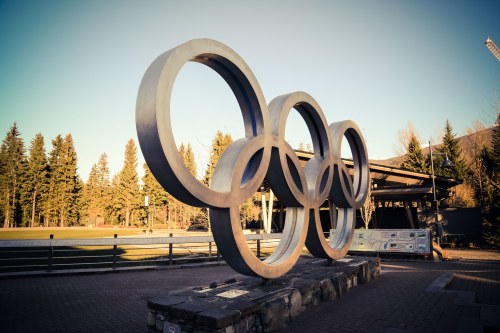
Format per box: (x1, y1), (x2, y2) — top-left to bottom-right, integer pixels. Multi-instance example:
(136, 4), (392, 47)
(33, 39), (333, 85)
(1, 0), (499, 180)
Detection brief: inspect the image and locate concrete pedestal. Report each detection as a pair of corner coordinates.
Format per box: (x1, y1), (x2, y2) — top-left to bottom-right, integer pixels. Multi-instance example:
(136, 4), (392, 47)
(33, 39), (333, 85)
(147, 256), (380, 333)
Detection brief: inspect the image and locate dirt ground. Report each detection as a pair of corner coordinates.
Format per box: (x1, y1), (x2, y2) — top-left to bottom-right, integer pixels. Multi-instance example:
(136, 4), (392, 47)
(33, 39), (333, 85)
(444, 248), (500, 261)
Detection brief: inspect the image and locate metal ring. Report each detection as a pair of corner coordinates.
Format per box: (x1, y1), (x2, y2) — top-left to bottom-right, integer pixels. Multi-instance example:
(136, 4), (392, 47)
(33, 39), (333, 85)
(136, 38), (269, 208)
(136, 39), (370, 278)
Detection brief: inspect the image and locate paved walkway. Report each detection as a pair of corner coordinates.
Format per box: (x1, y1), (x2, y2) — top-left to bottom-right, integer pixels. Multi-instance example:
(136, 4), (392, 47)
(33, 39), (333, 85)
(0, 257), (498, 333)
(279, 259), (500, 333)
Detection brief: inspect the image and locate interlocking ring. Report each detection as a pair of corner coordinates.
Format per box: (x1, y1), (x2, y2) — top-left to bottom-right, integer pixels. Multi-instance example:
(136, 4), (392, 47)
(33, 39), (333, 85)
(136, 39), (369, 279)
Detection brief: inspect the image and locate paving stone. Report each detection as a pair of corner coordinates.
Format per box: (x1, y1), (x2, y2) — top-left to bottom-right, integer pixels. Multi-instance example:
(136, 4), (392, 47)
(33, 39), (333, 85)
(319, 278), (336, 301)
(260, 295), (288, 331)
(196, 307), (241, 329)
(2, 257), (498, 333)
(288, 290), (303, 318)
(225, 299), (260, 317)
(147, 295), (188, 312)
(169, 300), (213, 320)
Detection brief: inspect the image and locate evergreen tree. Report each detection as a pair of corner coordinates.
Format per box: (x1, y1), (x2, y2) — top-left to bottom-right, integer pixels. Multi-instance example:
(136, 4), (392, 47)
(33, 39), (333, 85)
(59, 134), (81, 226)
(482, 118), (499, 247)
(198, 132), (233, 230)
(45, 135), (64, 226)
(73, 177), (84, 226)
(179, 143), (197, 177)
(44, 134), (81, 227)
(493, 117), (500, 177)
(21, 133), (48, 227)
(203, 131), (233, 186)
(116, 139), (140, 227)
(435, 120), (468, 179)
(83, 153), (112, 226)
(0, 123), (27, 228)
(83, 164), (100, 226)
(95, 153), (111, 224)
(463, 122), (494, 207)
(109, 172), (123, 225)
(400, 132), (429, 173)
(178, 143), (200, 228)
(142, 163), (170, 227)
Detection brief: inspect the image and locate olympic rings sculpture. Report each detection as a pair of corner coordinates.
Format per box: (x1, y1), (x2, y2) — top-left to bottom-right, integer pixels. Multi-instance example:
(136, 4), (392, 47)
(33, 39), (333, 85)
(136, 39), (369, 279)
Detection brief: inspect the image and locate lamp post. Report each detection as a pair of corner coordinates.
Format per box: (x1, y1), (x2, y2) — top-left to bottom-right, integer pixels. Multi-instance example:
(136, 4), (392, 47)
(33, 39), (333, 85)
(145, 195), (150, 233)
(429, 141), (454, 246)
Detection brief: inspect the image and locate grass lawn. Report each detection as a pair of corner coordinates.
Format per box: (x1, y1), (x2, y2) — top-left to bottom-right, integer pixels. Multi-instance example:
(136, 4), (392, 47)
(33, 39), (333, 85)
(0, 228), (146, 240)
(0, 228), (270, 271)
(0, 228), (199, 270)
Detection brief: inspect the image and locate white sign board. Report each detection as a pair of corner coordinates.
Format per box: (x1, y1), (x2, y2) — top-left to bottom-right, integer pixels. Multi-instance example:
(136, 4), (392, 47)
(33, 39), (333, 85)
(330, 229), (431, 254)
(216, 289), (249, 298)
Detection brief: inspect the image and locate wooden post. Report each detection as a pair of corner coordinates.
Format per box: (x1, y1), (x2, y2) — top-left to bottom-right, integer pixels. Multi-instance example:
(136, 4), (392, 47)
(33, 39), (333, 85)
(112, 234), (117, 269)
(48, 234), (54, 272)
(256, 230), (261, 258)
(168, 233), (173, 266)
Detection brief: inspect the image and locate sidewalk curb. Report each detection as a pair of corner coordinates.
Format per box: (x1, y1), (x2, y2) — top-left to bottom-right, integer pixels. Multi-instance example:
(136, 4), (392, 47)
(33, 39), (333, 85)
(426, 272), (454, 292)
(0, 261), (228, 279)
(426, 272), (500, 332)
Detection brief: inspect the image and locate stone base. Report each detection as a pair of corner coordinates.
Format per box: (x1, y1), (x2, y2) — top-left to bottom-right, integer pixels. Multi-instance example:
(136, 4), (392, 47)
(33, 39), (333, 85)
(147, 256), (381, 333)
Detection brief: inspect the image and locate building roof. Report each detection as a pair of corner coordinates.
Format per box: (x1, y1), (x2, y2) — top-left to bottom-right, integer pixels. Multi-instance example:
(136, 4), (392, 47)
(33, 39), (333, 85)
(295, 150), (462, 201)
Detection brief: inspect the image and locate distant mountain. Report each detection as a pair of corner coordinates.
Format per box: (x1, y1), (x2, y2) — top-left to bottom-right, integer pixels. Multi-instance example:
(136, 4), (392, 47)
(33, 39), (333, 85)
(369, 127), (494, 168)
(369, 156), (403, 168)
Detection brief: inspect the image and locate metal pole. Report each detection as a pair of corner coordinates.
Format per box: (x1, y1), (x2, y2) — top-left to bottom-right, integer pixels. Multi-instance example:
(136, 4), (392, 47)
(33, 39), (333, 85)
(48, 234), (54, 272)
(256, 230), (261, 258)
(168, 232), (173, 266)
(429, 141), (440, 246)
(267, 190), (274, 233)
(261, 187), (268, 233)
(145, 195), (150, 233)
(112, 234), (117, 269)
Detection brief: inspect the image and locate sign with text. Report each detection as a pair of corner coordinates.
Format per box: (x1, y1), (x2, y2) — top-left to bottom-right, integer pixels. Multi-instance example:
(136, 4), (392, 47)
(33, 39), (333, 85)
(330, 229), (431, 254)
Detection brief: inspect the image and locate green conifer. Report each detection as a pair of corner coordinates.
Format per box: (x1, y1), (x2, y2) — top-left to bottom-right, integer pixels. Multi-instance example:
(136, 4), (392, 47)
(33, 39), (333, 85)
(59, 134), (81, 226)
(116, 139), (140, 227)
(142, 163), (171, 227)
(400, 132), (429, 173)
(180, 143), (197, 177)
(0, 123), (26, 228)
(45, 135), (64, 226)
(44, 134), (81, 226)
(83, 164), (99, 226)
(21, 133), (48, 227)
(204, 131), (233, 186)
(83, 153), (112, 226)
(435, 120), (468, 179)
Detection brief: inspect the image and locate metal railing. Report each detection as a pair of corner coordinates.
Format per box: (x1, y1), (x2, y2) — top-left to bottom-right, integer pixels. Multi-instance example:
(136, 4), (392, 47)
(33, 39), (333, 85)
(0, 233), (282, 274)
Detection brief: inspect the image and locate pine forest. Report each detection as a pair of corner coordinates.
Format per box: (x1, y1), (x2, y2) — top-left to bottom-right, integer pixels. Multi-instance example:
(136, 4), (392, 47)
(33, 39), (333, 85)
(0, 125), (266, 230)
(0, 120), (498, 246)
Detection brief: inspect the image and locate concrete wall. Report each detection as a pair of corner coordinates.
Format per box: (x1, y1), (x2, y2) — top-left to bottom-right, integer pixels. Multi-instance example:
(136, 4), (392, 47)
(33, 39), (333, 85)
(441, 208), (482, 245)
(370, 207), (482, 245)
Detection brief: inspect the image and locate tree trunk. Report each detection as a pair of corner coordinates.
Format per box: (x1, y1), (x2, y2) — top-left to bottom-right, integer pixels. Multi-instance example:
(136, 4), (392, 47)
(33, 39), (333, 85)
(31, 189), (37, 228)
(4, 189), (11, 228)
(61, 199), (67, 227)
(12, 186), (17, 228)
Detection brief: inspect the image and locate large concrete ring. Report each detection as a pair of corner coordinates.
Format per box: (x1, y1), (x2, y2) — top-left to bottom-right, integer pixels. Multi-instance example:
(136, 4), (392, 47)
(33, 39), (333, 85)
(136, 38), (270, 209)
(136, 39), (309, 279)
(306, 121), (370, 259)
(267, 92), (334, 207)
(136, 38), (370, 278)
